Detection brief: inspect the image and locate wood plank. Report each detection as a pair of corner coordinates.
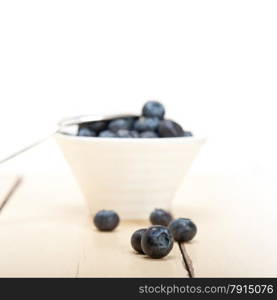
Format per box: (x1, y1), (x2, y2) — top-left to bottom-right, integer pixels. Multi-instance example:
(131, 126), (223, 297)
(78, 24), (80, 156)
(174, 175), (277, 277)
(0, 175), (87, 277)
(1, 174), (276, 277)
(0, 174), (187, 277)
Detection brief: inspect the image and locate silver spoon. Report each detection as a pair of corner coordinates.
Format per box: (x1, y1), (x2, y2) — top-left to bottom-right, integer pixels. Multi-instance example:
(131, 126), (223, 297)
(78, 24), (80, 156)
(0, 113), (137, 164)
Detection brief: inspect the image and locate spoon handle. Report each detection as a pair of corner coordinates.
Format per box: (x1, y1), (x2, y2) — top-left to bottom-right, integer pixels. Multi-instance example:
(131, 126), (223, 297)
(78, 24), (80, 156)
(0, 130), (57, 165)
(0, 113), (137, 164)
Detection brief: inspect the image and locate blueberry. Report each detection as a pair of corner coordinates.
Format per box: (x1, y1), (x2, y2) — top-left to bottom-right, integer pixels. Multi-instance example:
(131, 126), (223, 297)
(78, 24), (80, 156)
(93, 210), (120, 231)
(142, 101), (165, 119)
(141, 226), (174, 259)
(131, 228), (147, 254)
(98, 130), (117, 137)
(130, 130), (140, 138)
(158, 119), (184, 137)
(140, 131), (159, 138)
(134, 117), (160, 132)
(169, 218), (197, 243)
(86, 121), (107, 133)
(116, 129), (140, 138)
(78, 127), (96, 137)
(184, 131), (193, 137)
(108, 118), (134, 133)
(127, 117), (137, 128)
(150, 209), (173, 226)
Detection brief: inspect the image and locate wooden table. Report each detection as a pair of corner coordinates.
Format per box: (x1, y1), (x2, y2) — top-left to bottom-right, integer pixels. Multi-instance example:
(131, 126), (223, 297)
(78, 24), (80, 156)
(0, 174), (276, 277)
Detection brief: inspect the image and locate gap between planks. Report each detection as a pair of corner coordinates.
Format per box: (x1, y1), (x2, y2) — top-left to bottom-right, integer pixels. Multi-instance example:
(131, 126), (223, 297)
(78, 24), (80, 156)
(0, 176), (22, 213)
(178, 242), (195, 278)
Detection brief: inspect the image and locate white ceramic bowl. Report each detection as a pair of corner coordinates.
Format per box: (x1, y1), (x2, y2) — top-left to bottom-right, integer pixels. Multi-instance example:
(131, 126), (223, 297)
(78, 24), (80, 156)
(55, 128), (205, 220)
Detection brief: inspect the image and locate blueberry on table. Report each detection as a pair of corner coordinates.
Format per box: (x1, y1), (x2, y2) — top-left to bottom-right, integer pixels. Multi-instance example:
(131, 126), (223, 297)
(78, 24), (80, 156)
(108, 118), (134, 133)
(169, 218), (197, 243)
(158, 120), (185, 137)
(98, 130), (117, 137)
(141, 226), (174, 259)
(134, 117), (160, 132)
(116, 129), (139, 138)
(86, 121), (107, 133)
(131, 228), (147, 254)
(139, 131), (159, 138)
(93, 210), (120, 231)
(150, 209), (173, 226)
(142, 101), (165, 119)
(78, 127), (96, 137)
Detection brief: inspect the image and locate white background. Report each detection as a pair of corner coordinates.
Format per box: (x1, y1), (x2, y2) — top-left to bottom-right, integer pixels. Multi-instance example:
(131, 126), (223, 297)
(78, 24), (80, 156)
(0, 0), (276, 176)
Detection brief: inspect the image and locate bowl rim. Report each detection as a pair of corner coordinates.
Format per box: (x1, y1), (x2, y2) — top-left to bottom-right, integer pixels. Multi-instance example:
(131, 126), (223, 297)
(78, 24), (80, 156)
(56, 113), (206, 144)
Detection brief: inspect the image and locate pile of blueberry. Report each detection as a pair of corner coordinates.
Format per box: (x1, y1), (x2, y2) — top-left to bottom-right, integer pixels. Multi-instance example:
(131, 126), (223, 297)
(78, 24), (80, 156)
(93, 208), (197, 259)
(78, 101), (193, 138)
